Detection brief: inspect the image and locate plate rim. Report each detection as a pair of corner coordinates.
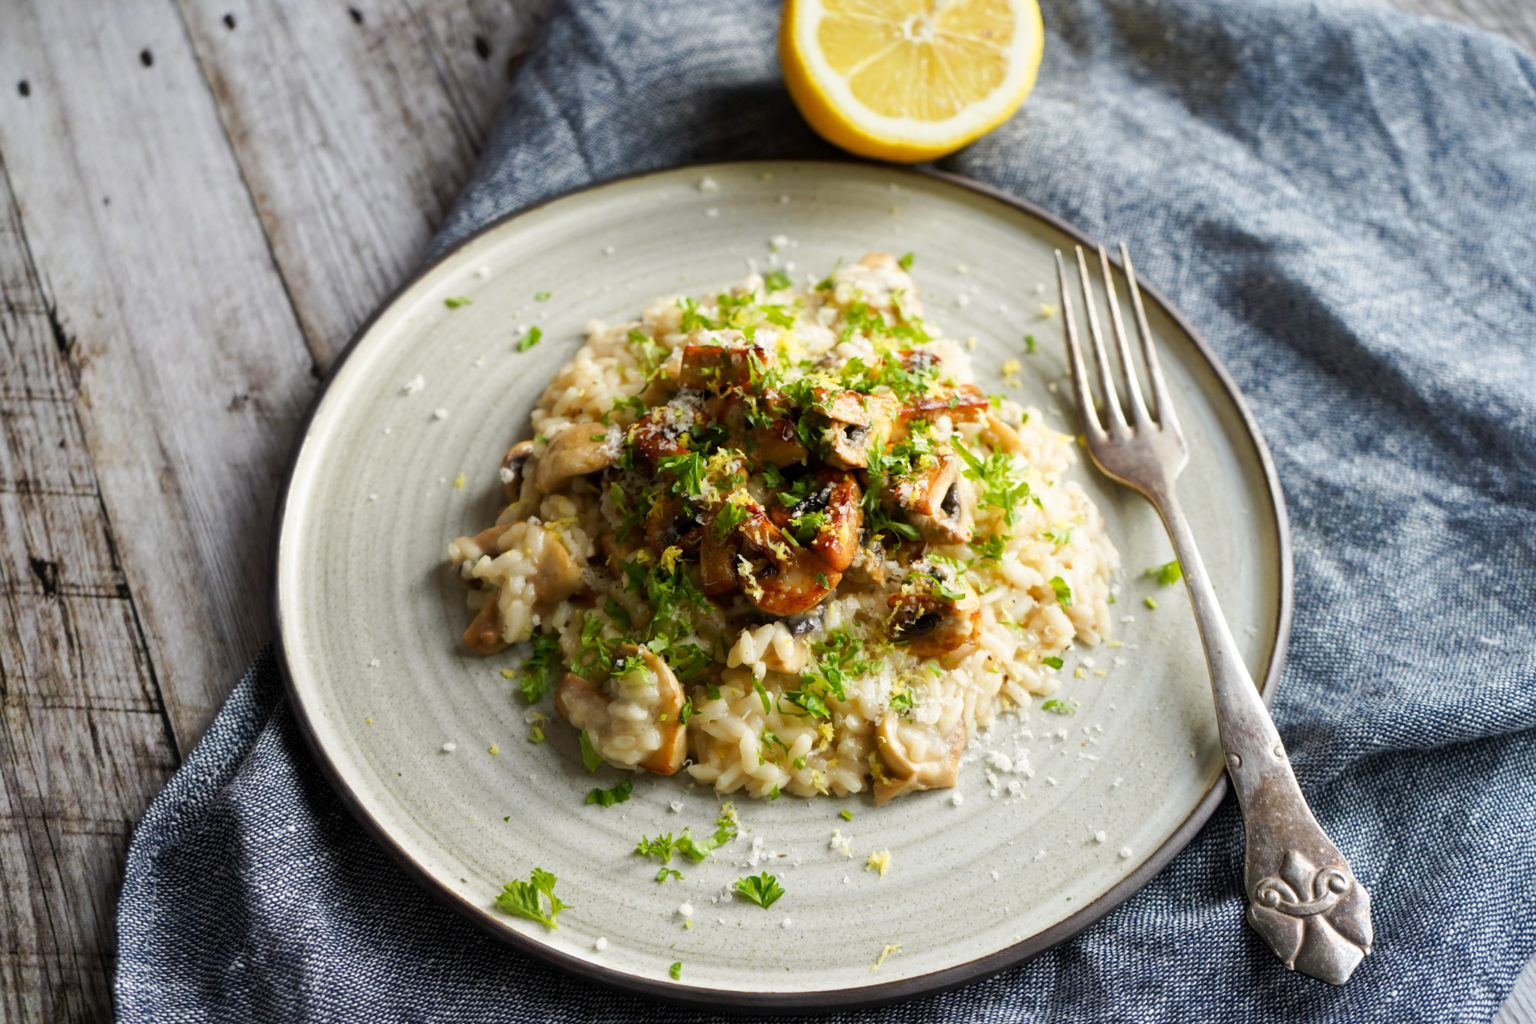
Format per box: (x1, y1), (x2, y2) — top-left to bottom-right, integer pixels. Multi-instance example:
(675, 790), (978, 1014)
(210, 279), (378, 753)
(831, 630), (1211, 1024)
(270, 158), (1293, 1012)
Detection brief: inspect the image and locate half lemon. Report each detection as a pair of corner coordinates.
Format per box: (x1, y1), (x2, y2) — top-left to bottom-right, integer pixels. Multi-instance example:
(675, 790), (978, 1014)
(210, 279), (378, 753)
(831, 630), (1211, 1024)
(781, 0), (1045, 163)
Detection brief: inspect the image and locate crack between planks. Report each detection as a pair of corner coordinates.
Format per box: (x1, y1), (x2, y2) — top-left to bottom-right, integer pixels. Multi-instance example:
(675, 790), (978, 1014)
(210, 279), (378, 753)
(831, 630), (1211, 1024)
(164, 0), (326, 381)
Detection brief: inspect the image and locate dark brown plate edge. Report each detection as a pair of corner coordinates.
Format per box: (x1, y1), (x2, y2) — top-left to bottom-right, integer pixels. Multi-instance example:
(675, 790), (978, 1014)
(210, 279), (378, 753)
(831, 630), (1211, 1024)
(268, 157), (1293, 1015)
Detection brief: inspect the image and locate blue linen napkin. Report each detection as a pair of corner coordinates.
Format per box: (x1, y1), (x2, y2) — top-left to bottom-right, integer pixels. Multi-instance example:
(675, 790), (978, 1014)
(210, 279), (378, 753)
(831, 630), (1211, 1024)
(115, 0), (1536, 1020)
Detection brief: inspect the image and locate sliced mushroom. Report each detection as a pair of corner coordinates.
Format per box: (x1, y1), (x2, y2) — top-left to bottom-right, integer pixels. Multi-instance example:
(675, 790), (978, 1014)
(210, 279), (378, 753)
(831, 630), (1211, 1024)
(552, 646), (687, 775)
(733, 505), (840, 617)
(628, 405), (692, 465)
(645, 495), (706, 555)
(698, 522), (742, 597)
(785, 471), (863, 573)
(461, 595), (510, 655)
(824, 393), (899, 470)
(678, 344), (764, 391)
(709, 390), (807, 467)
(500, 440), (537, 502)
(872, 716), (965, 804)
(885, 589), (980, 657)
(536, 424), (616, 492)
(981, 411), (1029, 455)
(888, 450), (975, 544)
(901, 384), (990, 425)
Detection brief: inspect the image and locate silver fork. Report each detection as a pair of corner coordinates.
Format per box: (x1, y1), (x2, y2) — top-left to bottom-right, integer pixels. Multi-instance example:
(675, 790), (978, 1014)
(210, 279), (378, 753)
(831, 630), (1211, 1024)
(1055, 244), (1373, 985)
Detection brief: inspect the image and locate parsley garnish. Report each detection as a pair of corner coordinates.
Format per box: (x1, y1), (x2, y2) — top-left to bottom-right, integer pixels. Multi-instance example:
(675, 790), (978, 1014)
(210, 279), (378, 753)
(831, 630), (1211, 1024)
(733, 872), (785, 909)
(636, 812), (739, 867)
(839, 809), (853, 822)
(1025, 333), (1037, 354)
(669, 961), (682, 980)
(517, 632), (563, 703)
(579, 730), (603, 772)
(495, 868), (568, 929)
(1042, 656), (1064, 670)
(953, 439), (1031, 525)
(888, 689), (915, 712)
(1147, 560), (1183, 586)
(656, 867), (683, 882)
(1048, 575), (1073, 607)
(763, 269), (792, 292)
(585, 779), (634, 807)
(1042, 699), (1076, 715)
(898, 252), (914, 270)
(444, 296), (472, 308)
(535, 291), (551, 301)
(517, 326), (543, 352)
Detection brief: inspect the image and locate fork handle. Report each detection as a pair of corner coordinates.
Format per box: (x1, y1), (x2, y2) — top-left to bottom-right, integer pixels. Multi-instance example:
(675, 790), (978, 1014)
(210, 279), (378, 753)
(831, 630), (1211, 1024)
(1154, 487), (1373, 985)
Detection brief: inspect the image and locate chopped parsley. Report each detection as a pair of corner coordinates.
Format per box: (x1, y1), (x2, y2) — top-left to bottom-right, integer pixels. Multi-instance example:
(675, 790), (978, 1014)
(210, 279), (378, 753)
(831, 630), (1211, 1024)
(535, 291), (551, 301)
(517, 325), (543, 352)
(1144, 595), (1159, 610)
(636, 811), (739, 867)
(1042, 699), (1076, 715)
(898, 251), (915, 270)
(763, 269), (793, 292)
(888, 688), (915, 712)
(655, 867), (683, 883)
(495, 868), (568, 929)
(444, 296), (472, 308)
(1025, 333), (1037, 354)
(953, 440), (1031, 525)
(517, 631), (563, 703)
(578, 730), (603, 772)
(669, 961), (682, 980)
(1042, 656), (1064, 670)
(1048, 575), (1074, 607)
(839, 809), (853, 822)
(1147, 560), (1183, 586)
(733, 872), (785, 909)
(585, 778), (634, 807)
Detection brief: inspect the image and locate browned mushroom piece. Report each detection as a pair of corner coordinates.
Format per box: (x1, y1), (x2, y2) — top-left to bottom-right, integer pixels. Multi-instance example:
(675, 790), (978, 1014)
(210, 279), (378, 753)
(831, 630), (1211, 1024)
(699, 519), (743, 596)
(824, 393), (900, 470)
(678, 344), (764, 391)
(500, 440), (537, 502)
(981, 411), (1029, 454)
(628, 406), (691, 465)
(644, 495), (707, 555)
(901, 384), (991, 425)
(552, 647), (688, 775)
(885, 589), (980, 657)
(888, 450), (975, 544)
(872, 716), (965, 804)
(461, 597), (510, 655)
(784, 471), (863, 573)
(709, 390), (807, 467)
(734, 506), (840, 616)
(535, 424), (616, 492)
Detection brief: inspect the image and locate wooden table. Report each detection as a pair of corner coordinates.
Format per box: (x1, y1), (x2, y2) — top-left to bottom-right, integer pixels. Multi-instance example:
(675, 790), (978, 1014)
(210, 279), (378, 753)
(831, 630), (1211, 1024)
(1, 1), (1531, 1020)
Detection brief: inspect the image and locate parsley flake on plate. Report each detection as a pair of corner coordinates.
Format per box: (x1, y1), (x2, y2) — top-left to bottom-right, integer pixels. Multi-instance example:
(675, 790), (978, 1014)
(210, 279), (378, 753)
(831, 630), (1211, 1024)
(495, 868), (568, 929)
(733, 872), (785, 909)
(585, 778), (634, 807)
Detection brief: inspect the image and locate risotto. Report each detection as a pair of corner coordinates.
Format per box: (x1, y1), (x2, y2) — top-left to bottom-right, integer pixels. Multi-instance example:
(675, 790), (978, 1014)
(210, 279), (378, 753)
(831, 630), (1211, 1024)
(448, 254), (1118, 803)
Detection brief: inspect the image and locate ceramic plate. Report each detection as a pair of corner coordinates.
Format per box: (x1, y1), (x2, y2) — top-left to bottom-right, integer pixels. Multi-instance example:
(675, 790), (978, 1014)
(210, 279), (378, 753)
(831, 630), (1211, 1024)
(274, 161), (1290, 1009)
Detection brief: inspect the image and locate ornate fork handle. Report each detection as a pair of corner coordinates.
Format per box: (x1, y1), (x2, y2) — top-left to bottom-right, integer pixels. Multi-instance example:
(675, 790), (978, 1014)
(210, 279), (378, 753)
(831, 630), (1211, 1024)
(1055, 243), (1372, 984)
(1152, 482), (1373, 984)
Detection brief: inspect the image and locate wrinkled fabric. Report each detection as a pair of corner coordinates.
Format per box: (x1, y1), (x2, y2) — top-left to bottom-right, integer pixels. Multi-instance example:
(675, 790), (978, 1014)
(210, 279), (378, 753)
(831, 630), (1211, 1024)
(117, 0), (1536, 1020)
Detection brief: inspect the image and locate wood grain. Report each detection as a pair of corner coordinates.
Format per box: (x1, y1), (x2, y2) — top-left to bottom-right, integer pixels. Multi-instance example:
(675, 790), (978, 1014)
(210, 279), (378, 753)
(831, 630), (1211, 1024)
(178, 0), (550, 368)
(0, 159), (178, 1024)
(0, 1), (1530, 1022)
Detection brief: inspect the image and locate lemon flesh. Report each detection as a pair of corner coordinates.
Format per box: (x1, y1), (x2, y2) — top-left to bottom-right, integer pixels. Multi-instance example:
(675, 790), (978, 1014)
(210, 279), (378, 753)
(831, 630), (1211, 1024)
(781, 0), (1044, 163)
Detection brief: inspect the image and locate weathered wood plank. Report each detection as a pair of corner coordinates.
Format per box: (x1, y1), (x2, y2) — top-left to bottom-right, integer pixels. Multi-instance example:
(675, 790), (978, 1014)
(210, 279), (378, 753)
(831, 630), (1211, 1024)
(0, 157), (178, 1024)
(0, 0), (320, 749)
(178, 0), (552, 366)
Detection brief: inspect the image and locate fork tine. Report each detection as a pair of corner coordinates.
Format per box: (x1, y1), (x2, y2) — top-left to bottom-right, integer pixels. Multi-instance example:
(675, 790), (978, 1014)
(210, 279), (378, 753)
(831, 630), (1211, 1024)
(1074, 246), (1128, 432)
(1054, 249), (1104, 440)
(1117, 242), (1182, 437)
(1097, 245), (1151, 426)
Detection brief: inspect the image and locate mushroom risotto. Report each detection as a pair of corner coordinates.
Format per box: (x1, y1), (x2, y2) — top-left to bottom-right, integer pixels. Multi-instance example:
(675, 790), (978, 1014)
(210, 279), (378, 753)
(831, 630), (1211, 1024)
(448, 254), (1118, 802)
